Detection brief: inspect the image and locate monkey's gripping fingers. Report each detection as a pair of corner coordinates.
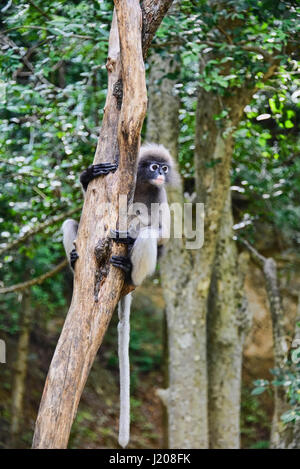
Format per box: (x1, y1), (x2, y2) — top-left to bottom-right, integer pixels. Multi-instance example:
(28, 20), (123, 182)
(110, 229), (135, 245)
(80, 162), (118, 191)
(110, 256), (132, 274)
(110, 256), (132, 284)
(91, 163), (118, 176)
(70, 248), (79, 270)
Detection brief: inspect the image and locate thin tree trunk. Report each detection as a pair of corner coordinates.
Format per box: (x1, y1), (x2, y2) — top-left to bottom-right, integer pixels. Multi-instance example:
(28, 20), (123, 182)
(289, 296), (300, 448)
(10, 290), (32, 447)
(241, 241), (290, 448)
(208, 194), (251, 448)
(264, 258), (289, 448)
(32, 0), (173, 449)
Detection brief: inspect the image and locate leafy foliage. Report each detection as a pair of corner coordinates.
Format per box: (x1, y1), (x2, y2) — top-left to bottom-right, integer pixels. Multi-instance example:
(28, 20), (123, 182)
(0, 0), (299, 449)
(232, 85), (300, 244)
(252, 361), (300, 425)
(0, 0), (113, 329)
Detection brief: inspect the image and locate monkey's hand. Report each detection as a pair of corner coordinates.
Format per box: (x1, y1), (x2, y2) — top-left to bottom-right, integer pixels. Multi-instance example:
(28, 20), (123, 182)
(80, 162), (118, 191)
(70, 248), (79, 270)
(110, 230), (135, 245)
(110, 255), (133, 284)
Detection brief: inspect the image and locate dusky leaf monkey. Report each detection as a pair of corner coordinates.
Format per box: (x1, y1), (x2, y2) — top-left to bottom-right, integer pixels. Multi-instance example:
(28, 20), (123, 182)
(62, 143), (179, 448)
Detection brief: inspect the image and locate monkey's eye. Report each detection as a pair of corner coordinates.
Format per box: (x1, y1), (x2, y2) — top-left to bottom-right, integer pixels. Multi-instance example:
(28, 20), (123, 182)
(162, 165), (169, 173)
(150, 164), (159, 171)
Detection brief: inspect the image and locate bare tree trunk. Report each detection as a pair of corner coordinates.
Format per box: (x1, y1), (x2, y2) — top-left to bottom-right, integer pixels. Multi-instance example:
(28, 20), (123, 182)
(10, 290), (32, 447)
(146, 54), (179, 157)
(207, 195), (251, 448)
(32, 0), (173, 449)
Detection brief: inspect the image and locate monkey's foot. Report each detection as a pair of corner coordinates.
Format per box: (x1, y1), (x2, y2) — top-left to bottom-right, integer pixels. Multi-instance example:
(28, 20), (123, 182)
(70, 248), (79, 270)
(80, 162), (118, 191)
(110, 255), (132, 283)
(110, 229), (135, 245)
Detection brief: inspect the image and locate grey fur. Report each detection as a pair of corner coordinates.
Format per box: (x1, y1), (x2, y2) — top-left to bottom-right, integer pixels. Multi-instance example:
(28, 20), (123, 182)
(62, 219), (78, 264)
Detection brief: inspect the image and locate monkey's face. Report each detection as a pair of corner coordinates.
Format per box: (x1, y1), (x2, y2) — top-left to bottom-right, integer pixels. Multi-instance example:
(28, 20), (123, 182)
(138, 160), (170, 186)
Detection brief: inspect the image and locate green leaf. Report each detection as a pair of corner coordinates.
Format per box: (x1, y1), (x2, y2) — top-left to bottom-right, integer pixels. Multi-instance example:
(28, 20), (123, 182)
(284, 120), (294, 129)
(251, 387), (267, 396)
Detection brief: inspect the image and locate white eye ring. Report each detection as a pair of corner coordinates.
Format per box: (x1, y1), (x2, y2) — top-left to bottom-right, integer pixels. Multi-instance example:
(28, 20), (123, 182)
(150, 164), (159, 171)
(162, 165), (169, 173)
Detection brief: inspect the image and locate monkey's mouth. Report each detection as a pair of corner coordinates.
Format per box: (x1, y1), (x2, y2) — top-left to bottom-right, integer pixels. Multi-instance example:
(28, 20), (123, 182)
(151, 177), (165, 186)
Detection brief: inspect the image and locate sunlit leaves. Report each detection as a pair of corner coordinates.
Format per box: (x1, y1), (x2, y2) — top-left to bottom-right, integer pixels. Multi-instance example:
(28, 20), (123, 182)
(233, 82), (300, 242)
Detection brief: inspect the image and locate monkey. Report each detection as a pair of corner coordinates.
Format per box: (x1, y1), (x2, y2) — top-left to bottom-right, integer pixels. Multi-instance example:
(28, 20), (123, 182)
(62, 143), (179, 448)
(110, 143), (179, 286)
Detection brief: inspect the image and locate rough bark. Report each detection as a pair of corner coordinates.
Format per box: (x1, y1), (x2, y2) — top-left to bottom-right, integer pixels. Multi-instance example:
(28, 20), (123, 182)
(192, 50), (268, 444)
(141, 0), (175, 59)
(161, 246), (210, 448)
(10, 290), (32, 447)
(146, 53), (179, 157)
(207, 194), (251, 448)
(162, 159), (210, 445)
(32, 0), (172, 449)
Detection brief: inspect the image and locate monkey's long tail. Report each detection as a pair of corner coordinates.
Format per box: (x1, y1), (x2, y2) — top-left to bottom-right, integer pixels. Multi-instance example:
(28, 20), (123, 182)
(118, 293), (132, 448)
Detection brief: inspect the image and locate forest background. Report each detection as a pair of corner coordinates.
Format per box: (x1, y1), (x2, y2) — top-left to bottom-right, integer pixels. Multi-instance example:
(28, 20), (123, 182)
(0, 0), (299, 449)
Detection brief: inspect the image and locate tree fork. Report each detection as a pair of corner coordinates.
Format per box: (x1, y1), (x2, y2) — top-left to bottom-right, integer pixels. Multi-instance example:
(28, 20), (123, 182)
(32, 0), (173, 449)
